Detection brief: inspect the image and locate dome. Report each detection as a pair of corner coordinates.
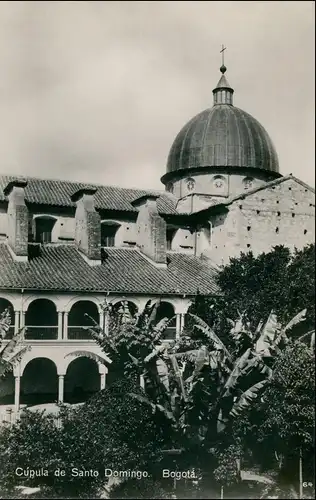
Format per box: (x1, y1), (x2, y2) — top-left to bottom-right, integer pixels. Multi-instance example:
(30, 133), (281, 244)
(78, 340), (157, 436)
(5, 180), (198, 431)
(163, 68), (279, 182)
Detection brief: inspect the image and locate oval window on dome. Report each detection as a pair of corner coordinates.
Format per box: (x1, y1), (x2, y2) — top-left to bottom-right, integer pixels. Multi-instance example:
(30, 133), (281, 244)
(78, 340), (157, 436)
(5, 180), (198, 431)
(186, 178), (195, 192)
(213, 175), (226, 190)
(243, 177), (254, 190)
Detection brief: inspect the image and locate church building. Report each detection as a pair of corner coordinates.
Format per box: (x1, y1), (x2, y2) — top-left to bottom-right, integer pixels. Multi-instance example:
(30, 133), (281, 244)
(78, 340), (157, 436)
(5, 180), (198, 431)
(0, 61), (314, 418)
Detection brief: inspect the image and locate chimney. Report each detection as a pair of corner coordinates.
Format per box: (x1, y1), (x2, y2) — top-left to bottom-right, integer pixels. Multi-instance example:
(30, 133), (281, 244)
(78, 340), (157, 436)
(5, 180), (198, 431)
(4, 179), (28, 261)
(71, 187), (101, 265)
(131, 194), (166, 266)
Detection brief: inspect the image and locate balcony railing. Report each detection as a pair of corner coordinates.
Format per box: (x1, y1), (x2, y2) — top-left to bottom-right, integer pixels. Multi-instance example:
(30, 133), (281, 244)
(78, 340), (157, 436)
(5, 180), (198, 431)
(162, 327), (177, 341)
(24, 326), (58, 340)
(67, 326), (94, 340)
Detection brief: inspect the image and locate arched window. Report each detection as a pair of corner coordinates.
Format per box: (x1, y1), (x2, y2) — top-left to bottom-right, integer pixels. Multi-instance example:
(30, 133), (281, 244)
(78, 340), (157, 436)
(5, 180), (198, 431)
(25, 299), (58, 340)
(101, 221), (120, 248)
(33, 216), (57, 244)
(155, 302), (176, 340)
(0, 298), (15, 339)
(68, 300), (99, 340)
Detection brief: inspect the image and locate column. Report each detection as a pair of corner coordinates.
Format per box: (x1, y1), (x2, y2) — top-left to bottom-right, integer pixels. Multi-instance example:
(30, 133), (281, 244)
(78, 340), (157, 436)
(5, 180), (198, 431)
(100, 373), (106, 390)
(175, 313), (181, 340)
(58, 375), (64, 403)
(14, 376), (20, 413)
(20, 311), (26, 329)
(181, 313), (185, 334)
(57, 312), (63, 340)
(98, 308), (104, 334)
(14, 311), (20, 334)
(63, 312), (68, 340)
(103, 312), (109, 336)
(98, 364), (107, 390)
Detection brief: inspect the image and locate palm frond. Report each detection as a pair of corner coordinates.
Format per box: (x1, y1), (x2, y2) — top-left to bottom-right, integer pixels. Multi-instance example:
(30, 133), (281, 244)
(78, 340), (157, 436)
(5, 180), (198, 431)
(230, 380), (268, 418)
(67, 351), (111, 365)
(283, 309), (307, 334)
(188, 313), (232, 359)
(222, 348), (252, 397)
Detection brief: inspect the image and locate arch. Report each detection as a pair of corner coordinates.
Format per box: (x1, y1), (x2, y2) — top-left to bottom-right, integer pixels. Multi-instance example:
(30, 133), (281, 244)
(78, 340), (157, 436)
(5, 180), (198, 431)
(101, 220), (121, 247)
(68, 300), (99, 340)
(62, 350), (110, 374)
(111, 300), (138, 318)
(155, 301), (176, 340)
(63, 295), (102, 314)
(25, 298), (58, 340)
(64, 357), (100, 404)
(110, 297), (141, 310)
(0, 298), (15, 339)
(32, 215), (57, 244)
(21, 357), (58, 406)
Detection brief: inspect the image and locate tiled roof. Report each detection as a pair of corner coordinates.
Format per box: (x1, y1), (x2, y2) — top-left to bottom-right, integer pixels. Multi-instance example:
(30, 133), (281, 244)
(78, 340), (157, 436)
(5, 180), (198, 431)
(0, 174), (178, 215)
(0, 243), (219, 296)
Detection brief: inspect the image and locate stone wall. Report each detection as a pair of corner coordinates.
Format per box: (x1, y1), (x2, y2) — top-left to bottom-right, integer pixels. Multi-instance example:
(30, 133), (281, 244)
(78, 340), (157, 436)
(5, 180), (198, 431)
(206, 177), (315, 265)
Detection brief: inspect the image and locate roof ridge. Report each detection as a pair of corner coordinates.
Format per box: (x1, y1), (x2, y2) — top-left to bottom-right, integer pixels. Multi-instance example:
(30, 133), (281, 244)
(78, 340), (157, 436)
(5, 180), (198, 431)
(0, 172), (168, 196)
(227, 174), (315, 204)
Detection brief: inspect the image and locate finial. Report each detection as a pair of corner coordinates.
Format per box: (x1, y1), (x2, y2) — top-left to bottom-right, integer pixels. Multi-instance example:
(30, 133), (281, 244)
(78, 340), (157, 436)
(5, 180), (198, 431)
(220, 44), (227, 71)
(212, 45), (234, 106)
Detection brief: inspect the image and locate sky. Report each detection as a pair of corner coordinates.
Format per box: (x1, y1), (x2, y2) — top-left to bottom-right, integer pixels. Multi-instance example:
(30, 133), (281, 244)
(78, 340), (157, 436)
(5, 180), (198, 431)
(0, 1), (314, 190)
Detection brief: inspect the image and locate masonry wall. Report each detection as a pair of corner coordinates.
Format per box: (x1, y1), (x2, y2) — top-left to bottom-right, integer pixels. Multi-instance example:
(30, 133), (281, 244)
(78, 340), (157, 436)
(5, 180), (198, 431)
(206, 178), (315, 265)
(236, 178), (315, 255)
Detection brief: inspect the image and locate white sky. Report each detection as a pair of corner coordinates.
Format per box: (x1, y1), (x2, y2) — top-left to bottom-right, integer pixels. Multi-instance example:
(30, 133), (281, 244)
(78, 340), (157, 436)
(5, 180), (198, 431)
(0, 1), (314, 190)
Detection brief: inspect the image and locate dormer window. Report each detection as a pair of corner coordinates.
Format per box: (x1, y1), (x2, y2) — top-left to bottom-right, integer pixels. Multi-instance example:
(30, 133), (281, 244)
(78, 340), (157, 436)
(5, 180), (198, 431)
(101, 221), (120, 247)
(34, 216), (57, 244)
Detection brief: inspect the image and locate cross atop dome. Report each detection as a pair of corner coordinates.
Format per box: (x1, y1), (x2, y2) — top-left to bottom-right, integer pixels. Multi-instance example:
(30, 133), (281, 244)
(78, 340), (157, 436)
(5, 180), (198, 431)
(213, 45), (234, 105)
(220, 44), (227, 73)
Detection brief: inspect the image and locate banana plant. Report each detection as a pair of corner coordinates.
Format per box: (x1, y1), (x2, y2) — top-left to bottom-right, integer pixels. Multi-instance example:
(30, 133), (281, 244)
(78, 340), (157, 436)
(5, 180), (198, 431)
(0, 309), (30, 378)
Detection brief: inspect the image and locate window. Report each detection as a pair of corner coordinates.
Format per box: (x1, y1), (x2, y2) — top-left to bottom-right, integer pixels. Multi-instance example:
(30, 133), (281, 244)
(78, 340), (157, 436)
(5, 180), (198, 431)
(186, 178), (195, 192)
(34, 216), (56, 244)
(101, 222), (120, 247)
(213, 175), (226, 190)
(243, 177), (254, 190)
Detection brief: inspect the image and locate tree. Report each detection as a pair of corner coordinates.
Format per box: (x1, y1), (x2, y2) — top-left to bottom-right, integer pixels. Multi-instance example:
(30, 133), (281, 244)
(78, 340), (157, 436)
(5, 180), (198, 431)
(257, 341), (315, 495)
(189, 244), (315, 334)
(0, 378), (167, 499)
(89, 297), (308, 497)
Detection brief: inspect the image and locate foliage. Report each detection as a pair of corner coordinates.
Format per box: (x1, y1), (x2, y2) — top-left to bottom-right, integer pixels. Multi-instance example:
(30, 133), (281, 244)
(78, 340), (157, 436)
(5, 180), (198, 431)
(0, 378), (166, 499)
(190, 244), (315, 334)
(229, 340), (315, 497)
(89, 297), (309, 495)
(0, 309), (30, 378)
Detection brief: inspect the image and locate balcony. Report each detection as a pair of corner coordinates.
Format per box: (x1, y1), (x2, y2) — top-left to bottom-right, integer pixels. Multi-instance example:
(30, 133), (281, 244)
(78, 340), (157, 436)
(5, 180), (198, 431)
(24, 326), (58, 340)
(67, 326), (94, 341)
